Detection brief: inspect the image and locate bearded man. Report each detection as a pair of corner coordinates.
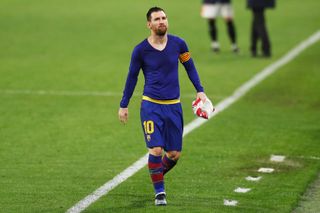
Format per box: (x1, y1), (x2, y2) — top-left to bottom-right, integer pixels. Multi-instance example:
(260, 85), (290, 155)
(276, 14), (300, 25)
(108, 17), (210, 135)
(118, 7), (209, 206)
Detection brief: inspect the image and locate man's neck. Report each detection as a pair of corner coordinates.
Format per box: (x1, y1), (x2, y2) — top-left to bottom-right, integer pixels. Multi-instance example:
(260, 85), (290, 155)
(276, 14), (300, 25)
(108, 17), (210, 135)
(148, 33), (167, 45)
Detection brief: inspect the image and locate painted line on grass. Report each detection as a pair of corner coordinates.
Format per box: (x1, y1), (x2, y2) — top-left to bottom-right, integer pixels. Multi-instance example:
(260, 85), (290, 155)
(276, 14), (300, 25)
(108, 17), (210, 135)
(270, 155), (286, 162)
(258, 167), (275, 173)
(67, 153), (149, 213)
(234, 187), (251, 193)
(66, 30), (320, 213)
(298, 156), (320, 161)
(223, 199), (238, 206)
(245, 176), (262, 182)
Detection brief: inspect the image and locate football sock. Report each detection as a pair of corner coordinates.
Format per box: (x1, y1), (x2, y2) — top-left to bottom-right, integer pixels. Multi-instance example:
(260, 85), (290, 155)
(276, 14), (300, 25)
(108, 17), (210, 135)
(227, 21), (236, 44)
(208, 19), (217, 42)
(148, 154), (164, 194)
(162, 154), (177, 175)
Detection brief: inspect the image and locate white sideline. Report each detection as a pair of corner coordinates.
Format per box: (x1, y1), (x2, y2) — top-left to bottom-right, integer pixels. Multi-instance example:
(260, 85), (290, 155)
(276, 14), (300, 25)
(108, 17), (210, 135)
(66, 31), (320, 213)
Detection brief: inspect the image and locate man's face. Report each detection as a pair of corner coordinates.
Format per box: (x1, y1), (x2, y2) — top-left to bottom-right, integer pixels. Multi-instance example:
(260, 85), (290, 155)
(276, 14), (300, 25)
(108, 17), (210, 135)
(148, 11), (168, 36)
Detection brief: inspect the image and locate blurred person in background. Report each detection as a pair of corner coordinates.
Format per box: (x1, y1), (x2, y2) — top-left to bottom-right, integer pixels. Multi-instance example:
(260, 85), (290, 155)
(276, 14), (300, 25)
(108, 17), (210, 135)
(201, 0), (239, 53)
(247, 0), (276, 57)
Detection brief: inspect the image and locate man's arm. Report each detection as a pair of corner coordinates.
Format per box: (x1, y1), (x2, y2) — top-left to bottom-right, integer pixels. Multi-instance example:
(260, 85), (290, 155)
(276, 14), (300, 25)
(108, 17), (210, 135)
(178, 39), (209, 103)
(119, 47), (142, 123)
(183, 58), (208, 102)
(181, 57), (204, 93)
(179, 52), (206, 102)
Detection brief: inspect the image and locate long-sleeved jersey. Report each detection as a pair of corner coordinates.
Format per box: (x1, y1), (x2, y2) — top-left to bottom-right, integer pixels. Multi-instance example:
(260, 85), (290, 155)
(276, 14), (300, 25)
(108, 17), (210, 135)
(120, 34), (204, 108)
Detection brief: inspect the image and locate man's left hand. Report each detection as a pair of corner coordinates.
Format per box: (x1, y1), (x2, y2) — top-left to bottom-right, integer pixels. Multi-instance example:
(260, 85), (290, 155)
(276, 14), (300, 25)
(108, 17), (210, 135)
(196, 92), (207, 102)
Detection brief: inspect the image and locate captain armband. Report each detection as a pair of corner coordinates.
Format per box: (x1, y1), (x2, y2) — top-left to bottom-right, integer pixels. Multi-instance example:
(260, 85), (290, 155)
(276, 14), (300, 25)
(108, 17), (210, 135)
(179, 52), (191, 63)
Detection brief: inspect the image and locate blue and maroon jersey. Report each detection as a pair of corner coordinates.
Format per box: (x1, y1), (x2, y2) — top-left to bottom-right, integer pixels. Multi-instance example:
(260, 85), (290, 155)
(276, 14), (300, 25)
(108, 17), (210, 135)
(120, 34), (204, 108)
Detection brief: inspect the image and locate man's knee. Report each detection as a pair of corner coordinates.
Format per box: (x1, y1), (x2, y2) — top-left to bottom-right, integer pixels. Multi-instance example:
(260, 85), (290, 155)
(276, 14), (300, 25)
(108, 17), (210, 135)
(149, 147), (163, 156)
(224, 17), (233, 23)
(166, 151), (181, 161)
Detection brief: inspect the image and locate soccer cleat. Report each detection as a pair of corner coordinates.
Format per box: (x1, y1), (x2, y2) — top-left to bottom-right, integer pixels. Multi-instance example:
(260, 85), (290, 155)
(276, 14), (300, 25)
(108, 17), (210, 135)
(212, 47), (220, 53)
(211, 42), (220, 53)
(155, 192), (167, 206)
(262, 52), (271, 58)
(251, 51), (257, 57)
(231, 44), (239, 53)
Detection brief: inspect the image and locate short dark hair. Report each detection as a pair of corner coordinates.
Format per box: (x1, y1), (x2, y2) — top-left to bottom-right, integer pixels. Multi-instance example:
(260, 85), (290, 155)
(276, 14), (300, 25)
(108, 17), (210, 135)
(146, 7), (165, 21)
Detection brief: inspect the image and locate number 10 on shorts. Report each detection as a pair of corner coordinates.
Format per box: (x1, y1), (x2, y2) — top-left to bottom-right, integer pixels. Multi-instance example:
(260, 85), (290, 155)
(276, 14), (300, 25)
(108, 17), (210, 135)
(143, 120), (154, 134)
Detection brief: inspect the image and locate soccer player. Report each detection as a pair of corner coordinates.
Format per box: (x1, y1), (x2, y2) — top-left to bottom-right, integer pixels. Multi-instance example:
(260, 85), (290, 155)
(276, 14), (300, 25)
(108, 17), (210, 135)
(118, 7), (209, 206)
(201, 0), (239, 53)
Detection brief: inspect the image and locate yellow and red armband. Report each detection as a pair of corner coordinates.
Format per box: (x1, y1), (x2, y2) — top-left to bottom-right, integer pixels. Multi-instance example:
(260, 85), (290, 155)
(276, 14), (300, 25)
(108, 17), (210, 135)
(179, 52), (191, 63)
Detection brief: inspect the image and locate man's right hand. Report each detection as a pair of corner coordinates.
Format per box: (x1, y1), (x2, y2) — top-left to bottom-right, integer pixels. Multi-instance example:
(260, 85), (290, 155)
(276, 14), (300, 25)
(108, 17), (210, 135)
(118, 108), (129, 124)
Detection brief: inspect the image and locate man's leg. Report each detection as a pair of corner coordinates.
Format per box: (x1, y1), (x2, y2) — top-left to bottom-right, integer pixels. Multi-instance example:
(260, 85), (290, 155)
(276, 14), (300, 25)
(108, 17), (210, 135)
(254, 9), (271, 57)
(140, 101), (167, 205)
(208, 19), (220, 52)
(148, 147), (167, 206)
(222, 4), (238, 52)
(225, 18), (238, 52)
(251, 10), (260, 57)
(162, 151), (180, 175)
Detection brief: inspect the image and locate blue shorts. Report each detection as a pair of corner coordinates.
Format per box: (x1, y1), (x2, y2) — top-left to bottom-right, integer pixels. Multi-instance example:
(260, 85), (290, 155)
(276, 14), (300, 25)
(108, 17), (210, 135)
(140, 99), (183, 151)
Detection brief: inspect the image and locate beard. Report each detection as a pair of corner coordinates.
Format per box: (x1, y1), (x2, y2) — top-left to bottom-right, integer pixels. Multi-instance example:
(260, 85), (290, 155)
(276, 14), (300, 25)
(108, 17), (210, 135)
(155, 25), (167, 36)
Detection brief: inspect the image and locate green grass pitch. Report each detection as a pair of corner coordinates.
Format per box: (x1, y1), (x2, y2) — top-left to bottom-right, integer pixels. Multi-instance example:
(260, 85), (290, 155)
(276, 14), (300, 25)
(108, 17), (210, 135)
(0, 0), (319, 212)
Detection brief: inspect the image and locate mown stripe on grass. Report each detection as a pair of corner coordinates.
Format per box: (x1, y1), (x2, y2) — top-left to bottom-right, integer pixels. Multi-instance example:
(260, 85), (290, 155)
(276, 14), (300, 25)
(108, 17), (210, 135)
(66, 30), (320, 213)
(0, 89), (212, 99)
(0, 89), (126, 97)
